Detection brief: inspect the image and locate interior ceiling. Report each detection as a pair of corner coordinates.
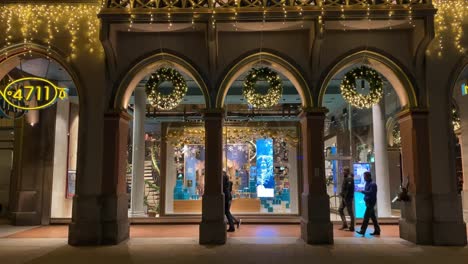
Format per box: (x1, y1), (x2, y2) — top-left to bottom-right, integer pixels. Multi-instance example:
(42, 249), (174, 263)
(12, 57), (78, 96)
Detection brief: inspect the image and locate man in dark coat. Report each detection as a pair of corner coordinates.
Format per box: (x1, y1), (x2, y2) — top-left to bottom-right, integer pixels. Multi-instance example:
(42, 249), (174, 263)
(356, 171), (381, 236)
(223, 171), (239, 232)
(338, 167), (355, 231)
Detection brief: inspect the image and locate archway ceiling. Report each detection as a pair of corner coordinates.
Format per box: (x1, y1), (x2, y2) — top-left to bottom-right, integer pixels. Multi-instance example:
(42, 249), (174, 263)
(12, 57), (78, 96)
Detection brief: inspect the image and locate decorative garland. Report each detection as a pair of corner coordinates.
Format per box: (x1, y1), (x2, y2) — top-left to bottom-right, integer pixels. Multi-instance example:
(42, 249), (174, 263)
(242, 67), (283, 108)
(340, 66), (383, 109)
(145, 67), (188, 110)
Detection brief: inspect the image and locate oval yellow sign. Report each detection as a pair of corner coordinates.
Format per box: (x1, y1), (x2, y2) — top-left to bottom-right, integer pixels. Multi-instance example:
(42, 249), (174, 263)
(2, 77), (67, 111)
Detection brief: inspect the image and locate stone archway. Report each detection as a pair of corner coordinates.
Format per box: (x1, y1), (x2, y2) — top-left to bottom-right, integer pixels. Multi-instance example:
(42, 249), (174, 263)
(114, 52), (210, 110)
(103, 52), (211, 244)
(216, 52), (313, 109)
(210, 51), (334, 245)
(318, 50), (433, 245)
(0, 44), (83, 226)
(318, 50), (418, 109)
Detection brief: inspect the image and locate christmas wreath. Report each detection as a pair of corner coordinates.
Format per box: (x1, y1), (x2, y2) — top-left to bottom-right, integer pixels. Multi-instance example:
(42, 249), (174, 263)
(145, 67), (188, 110)
(242, 67), (283, 108)
(340, 66), (383, 109)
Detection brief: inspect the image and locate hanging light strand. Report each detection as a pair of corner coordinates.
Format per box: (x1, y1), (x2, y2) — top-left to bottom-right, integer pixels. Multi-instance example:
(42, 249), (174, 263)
(0, 4), (102, 59)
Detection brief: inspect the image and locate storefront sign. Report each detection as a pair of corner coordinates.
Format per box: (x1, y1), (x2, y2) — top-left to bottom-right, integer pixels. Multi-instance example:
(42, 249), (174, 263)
(0, 77), (68, 116)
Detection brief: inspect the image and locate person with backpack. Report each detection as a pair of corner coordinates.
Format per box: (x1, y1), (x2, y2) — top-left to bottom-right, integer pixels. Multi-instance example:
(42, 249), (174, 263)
(223, 171), (241, 232)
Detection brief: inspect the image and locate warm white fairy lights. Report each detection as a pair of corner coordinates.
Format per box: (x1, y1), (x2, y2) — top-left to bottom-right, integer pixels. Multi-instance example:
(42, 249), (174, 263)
(145, 67), (188, 111)
(243, 67), (283, 109)
(0, 2), (465, 60)
(0, 4), (102, 59)
(340, 66), (384, 109)
(433, 0), (467, 56)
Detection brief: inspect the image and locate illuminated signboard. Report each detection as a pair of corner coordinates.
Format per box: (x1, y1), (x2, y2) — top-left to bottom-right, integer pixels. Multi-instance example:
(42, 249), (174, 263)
(0, 77), (68, 119)
(462, 83), (468, 96)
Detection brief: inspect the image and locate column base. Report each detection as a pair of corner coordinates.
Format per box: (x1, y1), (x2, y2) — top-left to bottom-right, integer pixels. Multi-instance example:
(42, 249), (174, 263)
(128, 210), (146, 217)
(399, 218), (433, 245)
(199, 194), (226, 245)
(431, 193), (467, 246)
(300, 193), (333, 244)
(101, 193), (130, 245)
(199, 220), (227, 245)
(399, 193), (433, 245)
(300, 219), (334, 244)
(432, 221), (467, 246)
(68, 220), (102, 246)
(101, 218), (130, 245)
(10, 212), (40, 226)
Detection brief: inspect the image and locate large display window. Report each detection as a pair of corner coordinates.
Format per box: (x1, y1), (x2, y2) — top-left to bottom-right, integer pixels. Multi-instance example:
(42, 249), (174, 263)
(323, 65), (403, 219)
(161, 124), (299, 215)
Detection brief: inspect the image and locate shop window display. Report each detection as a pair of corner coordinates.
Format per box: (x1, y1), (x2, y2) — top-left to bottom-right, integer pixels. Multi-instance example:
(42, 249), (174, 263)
(323, 70), (403, 219)
(162, 125), (299, 214)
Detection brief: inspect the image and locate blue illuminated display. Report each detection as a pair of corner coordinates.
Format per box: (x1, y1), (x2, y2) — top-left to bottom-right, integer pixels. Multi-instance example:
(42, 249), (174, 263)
(353, 163), (371, 218)
(256, 138), (275, 197)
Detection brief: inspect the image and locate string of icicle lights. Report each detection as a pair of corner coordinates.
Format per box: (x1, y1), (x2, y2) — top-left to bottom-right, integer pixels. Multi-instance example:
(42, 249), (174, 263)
(0, 4), (102, 59)
(433, 0), (468, 56)
(0, 2), (466, 58)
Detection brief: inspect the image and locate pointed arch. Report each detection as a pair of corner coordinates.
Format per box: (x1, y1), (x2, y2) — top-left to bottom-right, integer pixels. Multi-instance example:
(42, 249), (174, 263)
(216, 52), (313, 109)
(318, 50), (418, 109)
(113, 52), (210, 110)
(0, 43), (84, 103)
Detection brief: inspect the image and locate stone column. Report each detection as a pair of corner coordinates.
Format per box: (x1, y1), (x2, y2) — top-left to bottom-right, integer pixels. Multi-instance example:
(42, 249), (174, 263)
(199, 110), (226, 245)
(100, 111), (131, 244)
(372, 101), (392, 217)
(300, 108), (333, 244)
(130, 87), (146, 216)
(397, 109), (433, 244)
(69, 105), (104, 246)
(428, 100), (467, 246)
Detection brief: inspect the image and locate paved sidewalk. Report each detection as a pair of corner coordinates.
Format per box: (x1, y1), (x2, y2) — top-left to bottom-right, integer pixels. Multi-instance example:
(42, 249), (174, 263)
(0, 237), (467, 264)
(0, 224), (467, 264)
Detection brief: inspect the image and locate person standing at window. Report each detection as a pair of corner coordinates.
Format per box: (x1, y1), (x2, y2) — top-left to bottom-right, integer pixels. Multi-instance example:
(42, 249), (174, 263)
(338, 167), (355, 231)
(223, 171), (240, 232)
(356, 171), (381, 236)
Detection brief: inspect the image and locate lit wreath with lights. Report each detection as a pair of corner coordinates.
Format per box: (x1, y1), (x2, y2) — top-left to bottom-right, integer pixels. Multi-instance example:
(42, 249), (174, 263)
(340, 66), (383, 109)
(242, 67), (283, 108)
(145, 68), (188, 110)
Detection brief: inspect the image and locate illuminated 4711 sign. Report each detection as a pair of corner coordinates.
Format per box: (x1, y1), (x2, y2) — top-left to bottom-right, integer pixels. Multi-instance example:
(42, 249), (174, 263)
(0, 77), (68, 119)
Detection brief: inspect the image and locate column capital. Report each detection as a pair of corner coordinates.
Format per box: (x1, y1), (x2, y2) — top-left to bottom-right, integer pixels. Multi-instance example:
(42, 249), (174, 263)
(299, 107), (328, 120)
(104, 110), (132, 121)
(397, 107), (429, 120)
(202, 108), (224, 120)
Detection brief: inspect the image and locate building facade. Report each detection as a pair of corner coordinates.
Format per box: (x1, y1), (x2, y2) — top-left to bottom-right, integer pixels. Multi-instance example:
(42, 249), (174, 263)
(0, 0), (467, 246)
